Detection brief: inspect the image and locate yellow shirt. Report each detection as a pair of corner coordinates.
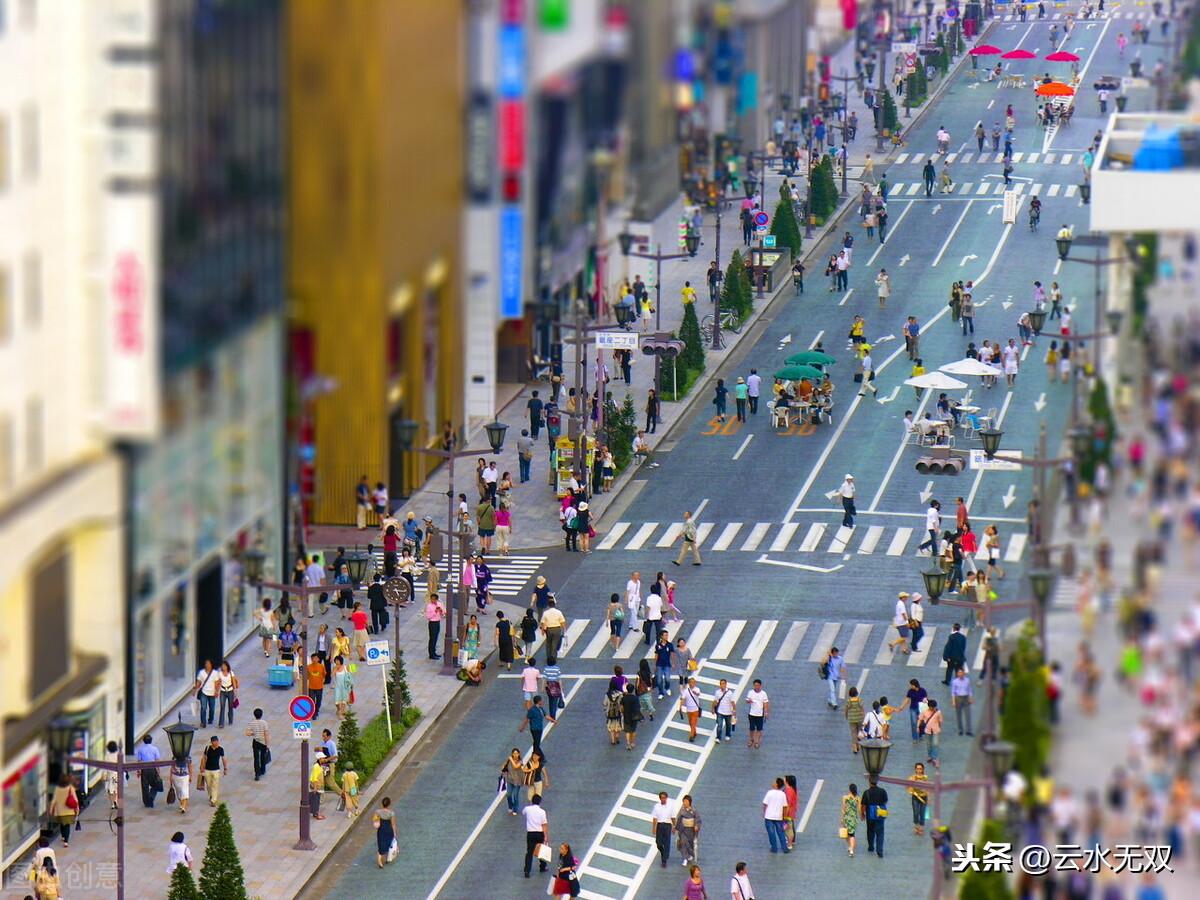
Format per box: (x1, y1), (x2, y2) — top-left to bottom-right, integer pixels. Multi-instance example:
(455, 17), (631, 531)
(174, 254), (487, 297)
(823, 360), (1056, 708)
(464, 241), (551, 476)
(681, 285), (697, 305)
(912, 365), (926, 378)
(342, 770), (360, 797)
(1033, 775), (1053, 806)
(850, 321), (865, 338)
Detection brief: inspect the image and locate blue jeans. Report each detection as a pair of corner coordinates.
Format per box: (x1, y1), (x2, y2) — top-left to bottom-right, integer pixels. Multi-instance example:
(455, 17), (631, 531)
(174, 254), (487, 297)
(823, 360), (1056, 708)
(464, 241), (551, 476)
(518, 456), (531, 482)
(927, 731), (940, 762)
(828, 677), (840, 707)
(199, 694), (217, 727)
(546, 691), (562, 721)
(505, 783), (521, 813)
(715, 714), (733, 740)
(866, 819), (885, 857)
(909, 706), (921, 740)
(655, 666), (672, 697)
(218, 691), (235, 727)
(765, 819), (788, 852)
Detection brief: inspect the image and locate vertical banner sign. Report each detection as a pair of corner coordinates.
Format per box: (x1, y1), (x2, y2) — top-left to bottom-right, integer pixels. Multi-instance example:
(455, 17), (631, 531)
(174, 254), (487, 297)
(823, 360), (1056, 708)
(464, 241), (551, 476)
(465, 92), (494, 205)
(498, 0), (526, 320)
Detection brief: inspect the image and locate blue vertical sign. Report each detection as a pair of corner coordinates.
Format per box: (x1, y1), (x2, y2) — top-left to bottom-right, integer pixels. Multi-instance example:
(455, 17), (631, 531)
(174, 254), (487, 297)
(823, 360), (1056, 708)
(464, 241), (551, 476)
(499, 205), (524, 319)
(497, 25), (526, 98)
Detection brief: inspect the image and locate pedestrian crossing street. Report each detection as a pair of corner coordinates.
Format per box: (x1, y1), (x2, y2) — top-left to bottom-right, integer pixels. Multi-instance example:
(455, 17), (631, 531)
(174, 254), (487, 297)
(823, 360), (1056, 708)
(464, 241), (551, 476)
(596, 519), (1027, 562)
(893, 151), (1088, 167)
(1000, 10), (1152, 19)
(884, 178), (1078, 199)
(368, 551), (546, 598)
(545, 614), (994, 672)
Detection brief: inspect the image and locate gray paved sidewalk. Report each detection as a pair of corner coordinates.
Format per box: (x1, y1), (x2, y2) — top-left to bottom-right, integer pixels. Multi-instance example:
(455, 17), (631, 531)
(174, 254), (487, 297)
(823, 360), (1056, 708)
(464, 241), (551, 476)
(33, 598), (522, 899)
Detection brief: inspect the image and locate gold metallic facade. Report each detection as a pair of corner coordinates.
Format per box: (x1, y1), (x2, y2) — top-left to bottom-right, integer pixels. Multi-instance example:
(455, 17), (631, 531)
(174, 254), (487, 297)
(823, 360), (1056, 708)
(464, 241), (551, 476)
(289, 0), (465, 523)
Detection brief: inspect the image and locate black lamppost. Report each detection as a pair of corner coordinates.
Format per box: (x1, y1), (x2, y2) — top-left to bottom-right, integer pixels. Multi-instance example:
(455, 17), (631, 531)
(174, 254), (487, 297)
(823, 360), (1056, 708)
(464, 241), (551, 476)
(50, 716), (197, 899)
(393, 418), (508, 673)
(859, 737), (1015, 897)
(617, 230), (700, 331)
(1054, 233), (1127, 381)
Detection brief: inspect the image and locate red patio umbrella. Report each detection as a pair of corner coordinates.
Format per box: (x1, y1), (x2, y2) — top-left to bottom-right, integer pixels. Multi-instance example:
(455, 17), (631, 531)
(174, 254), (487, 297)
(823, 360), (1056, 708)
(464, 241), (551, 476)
(1045, 50), (1081, 62)
(969, 44), (1003, 56)
(1001, 49), (1038, 59)
(1035, 81), (1076, 96)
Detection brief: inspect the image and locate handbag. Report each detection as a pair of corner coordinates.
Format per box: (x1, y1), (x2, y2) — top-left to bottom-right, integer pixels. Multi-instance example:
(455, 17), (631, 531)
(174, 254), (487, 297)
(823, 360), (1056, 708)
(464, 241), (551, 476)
(166, 786), (177, 805)
(65, 789), (79, 811)
(387, 838), (399, 862)
(232, 695), (241, 710)
(536, 843), (553, 863)
(197, 774), (206, 792)
(839, 826), (849, 839)
(349, 689), (356, 705)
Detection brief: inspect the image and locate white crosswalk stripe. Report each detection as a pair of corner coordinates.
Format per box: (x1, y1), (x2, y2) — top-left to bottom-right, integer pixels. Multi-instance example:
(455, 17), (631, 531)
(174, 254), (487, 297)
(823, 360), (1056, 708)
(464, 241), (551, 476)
(890, 182), (905, 195)
(776, 621), (809, 661)
(994, 183), (1008, 195)
(1061, 154), (1073, 164)
(960, 152), (973, 163)
(1026, 153), (1039, 163)
(710, 620), (746, 659)
(843, 623), (873, 664)
(945, 153), (957, 163)
(909, 626), (939, 667)
(960, 182), (974, 195)
(1032, 183), (1044, 196)
(370, 552), (546, 598)
(1045, 153), (1057, 164)
(1012, 152), (1023, 163)
(1048, 184), (1061, 196)
(1065, 184), (1078, 197)
(976, 182), (992, 195)
(596, 521), (1028, 561)
(896, 152), (910, 164)
(906, 182), (921, 195)
(808, 622), (841, 662)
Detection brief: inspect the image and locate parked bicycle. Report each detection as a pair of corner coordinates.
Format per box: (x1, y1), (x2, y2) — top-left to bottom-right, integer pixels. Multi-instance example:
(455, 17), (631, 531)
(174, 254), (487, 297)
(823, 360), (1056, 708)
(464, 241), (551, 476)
(701, 307), (742, 344)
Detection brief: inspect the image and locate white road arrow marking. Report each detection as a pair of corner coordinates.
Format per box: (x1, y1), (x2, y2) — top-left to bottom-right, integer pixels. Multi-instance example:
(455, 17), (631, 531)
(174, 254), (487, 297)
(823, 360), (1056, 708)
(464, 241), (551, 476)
(931, 204), (942, 215)
(1034, 392), (1047, 412)
(756, 554), (845, 574)
(987, 203), (1002, 215)
(872, 334), (897, 344)
(1073, 45), (1086, 52)
(1002, 300), (1014, 310)
(877, 385), (901, 405)
(974, 300), (989, 307)
(778, 334), (793, 348)
(967, 82), (980, 89)
(1002, 484), (1018, 509)
(919, 481), (935, 504)
(899, 254), (912, 266)
(960, 254), (979, 267)
(1007, 24), (1017, 30)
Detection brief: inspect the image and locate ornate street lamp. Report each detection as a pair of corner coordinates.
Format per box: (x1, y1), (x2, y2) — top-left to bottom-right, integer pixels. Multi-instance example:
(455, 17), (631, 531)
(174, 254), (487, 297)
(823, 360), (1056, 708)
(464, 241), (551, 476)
(483, 421), (509, 455)
(1070, 424), (1093, 460)
(1028, 568), (1055, 610)
(345, 550), (370, 584)
(615, 303), (636, 327)
(978, 427), (1003, 460)
(983, 740), (1016, 781)
(47, 715), (77, 763)
(922, 568), (948, 604)
(1056, 233), (1073, 261)
(1028, 308), (1048, 334)
(865, 59), (876, 80)
(163, 714), (197, 762)
(1079, 182), (1092, 205)
(617, 231), (635, 255)
(393, 418), (421, 452)
(744, 174), (759, 199)
(684, 230), (701, 257)
(859, 738), (893, 776)
(1106, 309), (1124, 335)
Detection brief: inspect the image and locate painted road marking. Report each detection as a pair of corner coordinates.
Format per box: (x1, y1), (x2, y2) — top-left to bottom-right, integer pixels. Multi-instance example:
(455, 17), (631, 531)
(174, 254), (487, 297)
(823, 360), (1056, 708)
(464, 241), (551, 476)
(710, 620), (747, 659)
(1061, 154), (1073, 164)
(1065, 184), (1078, 197)
(769, 522), (800, 552)
(909, 626), (938, 667)
(656, 523), (683, 548)
(889, 183), (905, 196)
(799, 523), (826, 552)
(597, 522), (630, 550)
(776, 621), (809, 661)
(581, 621), (615, 659)
(743, 620), (778, 660)
(559, 619), (590, 657)
(1013, 182), (1025, 195)
(855, 668), (871, 695)
(906, 183), (921, 195)
(614, 629), (647, 659)
(960, 152), (973, 163)
(931, 199), (974, 267)
(896, 152), (910, 164)
(874, 631), (898, 665)
(797, 779), (825, 833)
(886, 527), (913, 556)
(843, 623), (873, 664)
(1045, 153), (1057, 164)
(694, 522), (714, 546)
(1005, 533), (1028, 562)
(976, 182), (992, 195)
(994, 183), (1007, 195)
(959, 182), (973, 194)
(827, 525), (854, 553)
(732, 433), (754, 460)
(1048, 183), (1061, 196)
(711, 523), (743, 551)
(808, 622), (842, 662)
(740, 523), (770, 551)
(1012, 152), (1024, 163)
(1026, 153), (1039, 163)
(625, 523), (658, 550)
(838, 287), (855, 307)
(857, 525), (884, 554)
(683, 619), (714, 656)
(1032, 182), (1043, 195)
(945, 153), (957, 163)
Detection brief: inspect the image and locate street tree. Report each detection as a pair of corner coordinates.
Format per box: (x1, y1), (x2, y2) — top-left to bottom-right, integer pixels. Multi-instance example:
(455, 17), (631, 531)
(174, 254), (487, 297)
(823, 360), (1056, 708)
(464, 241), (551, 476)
(198, 804), (248, 900)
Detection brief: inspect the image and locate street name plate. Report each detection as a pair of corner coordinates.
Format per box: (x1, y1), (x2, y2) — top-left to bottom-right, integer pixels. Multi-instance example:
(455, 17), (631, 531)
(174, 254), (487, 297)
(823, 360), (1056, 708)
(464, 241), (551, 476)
(969, 449), (1023, 471)
(596, 332), (639, 350)
(292, 722), (311, 741)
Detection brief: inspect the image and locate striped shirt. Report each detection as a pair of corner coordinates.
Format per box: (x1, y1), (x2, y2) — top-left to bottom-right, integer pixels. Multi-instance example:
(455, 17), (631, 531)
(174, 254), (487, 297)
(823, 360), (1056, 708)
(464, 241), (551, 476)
(245, 720), (270, 744)
(542, 664), (561, 684)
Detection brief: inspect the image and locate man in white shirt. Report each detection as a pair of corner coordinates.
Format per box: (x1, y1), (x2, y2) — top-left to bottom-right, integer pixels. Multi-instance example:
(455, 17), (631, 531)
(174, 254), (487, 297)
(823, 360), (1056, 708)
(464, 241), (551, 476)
(903, 410), (915, 436)
(746, 369), (762, 415)
(522, 796), (550, 877)
(482, 462), (499, 502)
(643, 590), (664, 645)
(730, 862), (756, 900)
(836, 474), (856, 528)
(713, 678), (737, 742)
(650, 791), (675, 867)
(745, 679), (770, 749)
(917, 500), (941, 556)
(835, 250), (850, 291)
(762, 778), (790, 853)
(304, 554), (326, 617)
(909, 594), (925, 652)
(625, 572), (642, 633)
(857, 352), (877, 396)
(889, 592), (911, 654)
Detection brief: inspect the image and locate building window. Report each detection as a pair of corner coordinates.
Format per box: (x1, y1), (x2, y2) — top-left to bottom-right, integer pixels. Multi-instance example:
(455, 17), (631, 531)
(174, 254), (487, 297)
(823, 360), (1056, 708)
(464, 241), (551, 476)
(18, 104), (36, 179)
(21, 250), (39, 327)
(162, 582), (189, 700)
(24, 395), (41, 472)
(0, 414), (12, 492)
(17, 0), (32, 28)
(1, 753), (44, 862)
(29, 549), (69, 699)
(0, 265), (10, 343)
(133, 606), (156, 730)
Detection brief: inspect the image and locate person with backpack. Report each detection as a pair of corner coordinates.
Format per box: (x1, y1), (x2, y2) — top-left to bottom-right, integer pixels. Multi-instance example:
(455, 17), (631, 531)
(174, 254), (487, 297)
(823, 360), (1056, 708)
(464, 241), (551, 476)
(605, 593), (624, 651)
(604, 687), (624, 746)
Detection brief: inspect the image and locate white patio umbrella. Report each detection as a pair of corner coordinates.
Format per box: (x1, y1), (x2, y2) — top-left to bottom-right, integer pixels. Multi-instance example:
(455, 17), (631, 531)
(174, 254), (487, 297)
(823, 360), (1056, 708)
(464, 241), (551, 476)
(939, 358), (1003, 377)
(903, 371), (969, 390)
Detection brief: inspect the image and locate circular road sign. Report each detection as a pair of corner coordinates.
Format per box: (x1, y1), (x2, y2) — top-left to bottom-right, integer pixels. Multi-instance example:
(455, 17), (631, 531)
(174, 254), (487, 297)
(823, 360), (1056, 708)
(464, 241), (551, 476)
(383, 576), (412, 606)
(753, 211), (769, 227)
(289, 695), (316, 722)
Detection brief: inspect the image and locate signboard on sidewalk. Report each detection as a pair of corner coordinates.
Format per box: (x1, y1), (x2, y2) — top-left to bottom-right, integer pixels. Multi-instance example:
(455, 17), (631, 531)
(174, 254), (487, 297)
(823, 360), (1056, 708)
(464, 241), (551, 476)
(1002, 190), (1019, 224)
(365, 640), (391, 667)
(905, 53), (917, 74)
(762, 234), (777, 248)
(968, 449), (1023, 471)
(596, 332), (639, 351)
(891, 41), (917, 54)
(292, 722), (311, 741)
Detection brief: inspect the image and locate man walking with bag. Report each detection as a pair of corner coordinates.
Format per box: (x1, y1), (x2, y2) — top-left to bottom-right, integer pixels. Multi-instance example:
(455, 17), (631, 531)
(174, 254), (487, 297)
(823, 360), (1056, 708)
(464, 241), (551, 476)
(861, 777), (889, 858)
(823, 646), (847, 709)
(522, 795), (550, 878)
(941, 623), (967, 685)
(671, 511), (702, 566)
(836, 474), (856, 528)
(245, 708), (271, 781)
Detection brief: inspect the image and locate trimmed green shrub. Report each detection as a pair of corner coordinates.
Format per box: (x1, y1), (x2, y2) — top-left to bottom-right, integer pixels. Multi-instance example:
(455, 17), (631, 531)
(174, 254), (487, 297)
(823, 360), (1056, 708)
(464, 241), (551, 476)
(360, 706), (421, 782)
(336, 707), (365, 776)
(882, 89), (900, 133)
(679, 302), (706, 374)
(958, 819), (1015, 899)
(769, 191), (803, 261)
(168, 863), (201, 900)
(1001, 622), (1050, 780)
(198, 804), (247, 900)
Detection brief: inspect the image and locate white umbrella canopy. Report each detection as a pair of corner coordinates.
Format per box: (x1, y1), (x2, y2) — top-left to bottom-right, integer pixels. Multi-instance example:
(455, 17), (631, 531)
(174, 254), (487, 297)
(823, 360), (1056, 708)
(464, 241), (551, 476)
(939, 358), (1003, 377)
(904, 371), (969, 390)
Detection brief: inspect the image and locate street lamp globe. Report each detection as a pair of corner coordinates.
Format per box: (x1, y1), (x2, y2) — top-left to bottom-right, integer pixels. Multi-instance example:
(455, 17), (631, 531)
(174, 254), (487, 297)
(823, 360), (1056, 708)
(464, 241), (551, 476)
(983, 740), (1016, 781)
(617, 231), (635, 256)
(922, 568), (948, 604)
(1028, 568), (1055, 609)
(346, 549), (371, 585)
(684, 231), (701, 257)
(615, 303), (635, 327)
(744, 175), (758, 199)
(393, 418), (421, 452)
(978, 427), (1003, 460)
(859, 738), (893, 777)
(243, 548), (266, 583)
(163, 714), (197, 762)
(865, 59), (876, 80)
(1106, 309), (1124, 335)
(1028, 309), (1048, 335)
(484, 420), (510, 455)
(47, 715), (77, 758)
(1055, 234), (1073, 261)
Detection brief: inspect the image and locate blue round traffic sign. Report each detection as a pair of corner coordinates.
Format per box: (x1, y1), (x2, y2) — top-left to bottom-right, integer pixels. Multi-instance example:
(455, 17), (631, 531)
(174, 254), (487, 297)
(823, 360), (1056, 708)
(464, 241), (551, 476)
(753, 211), (770, 227)
(289, 695), (316, 722)
(366, 646), (382, 662)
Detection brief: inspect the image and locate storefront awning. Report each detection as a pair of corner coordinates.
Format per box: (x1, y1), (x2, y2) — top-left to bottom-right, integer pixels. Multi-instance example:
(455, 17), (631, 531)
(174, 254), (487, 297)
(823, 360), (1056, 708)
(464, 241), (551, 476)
(4, 653), (108, 760)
